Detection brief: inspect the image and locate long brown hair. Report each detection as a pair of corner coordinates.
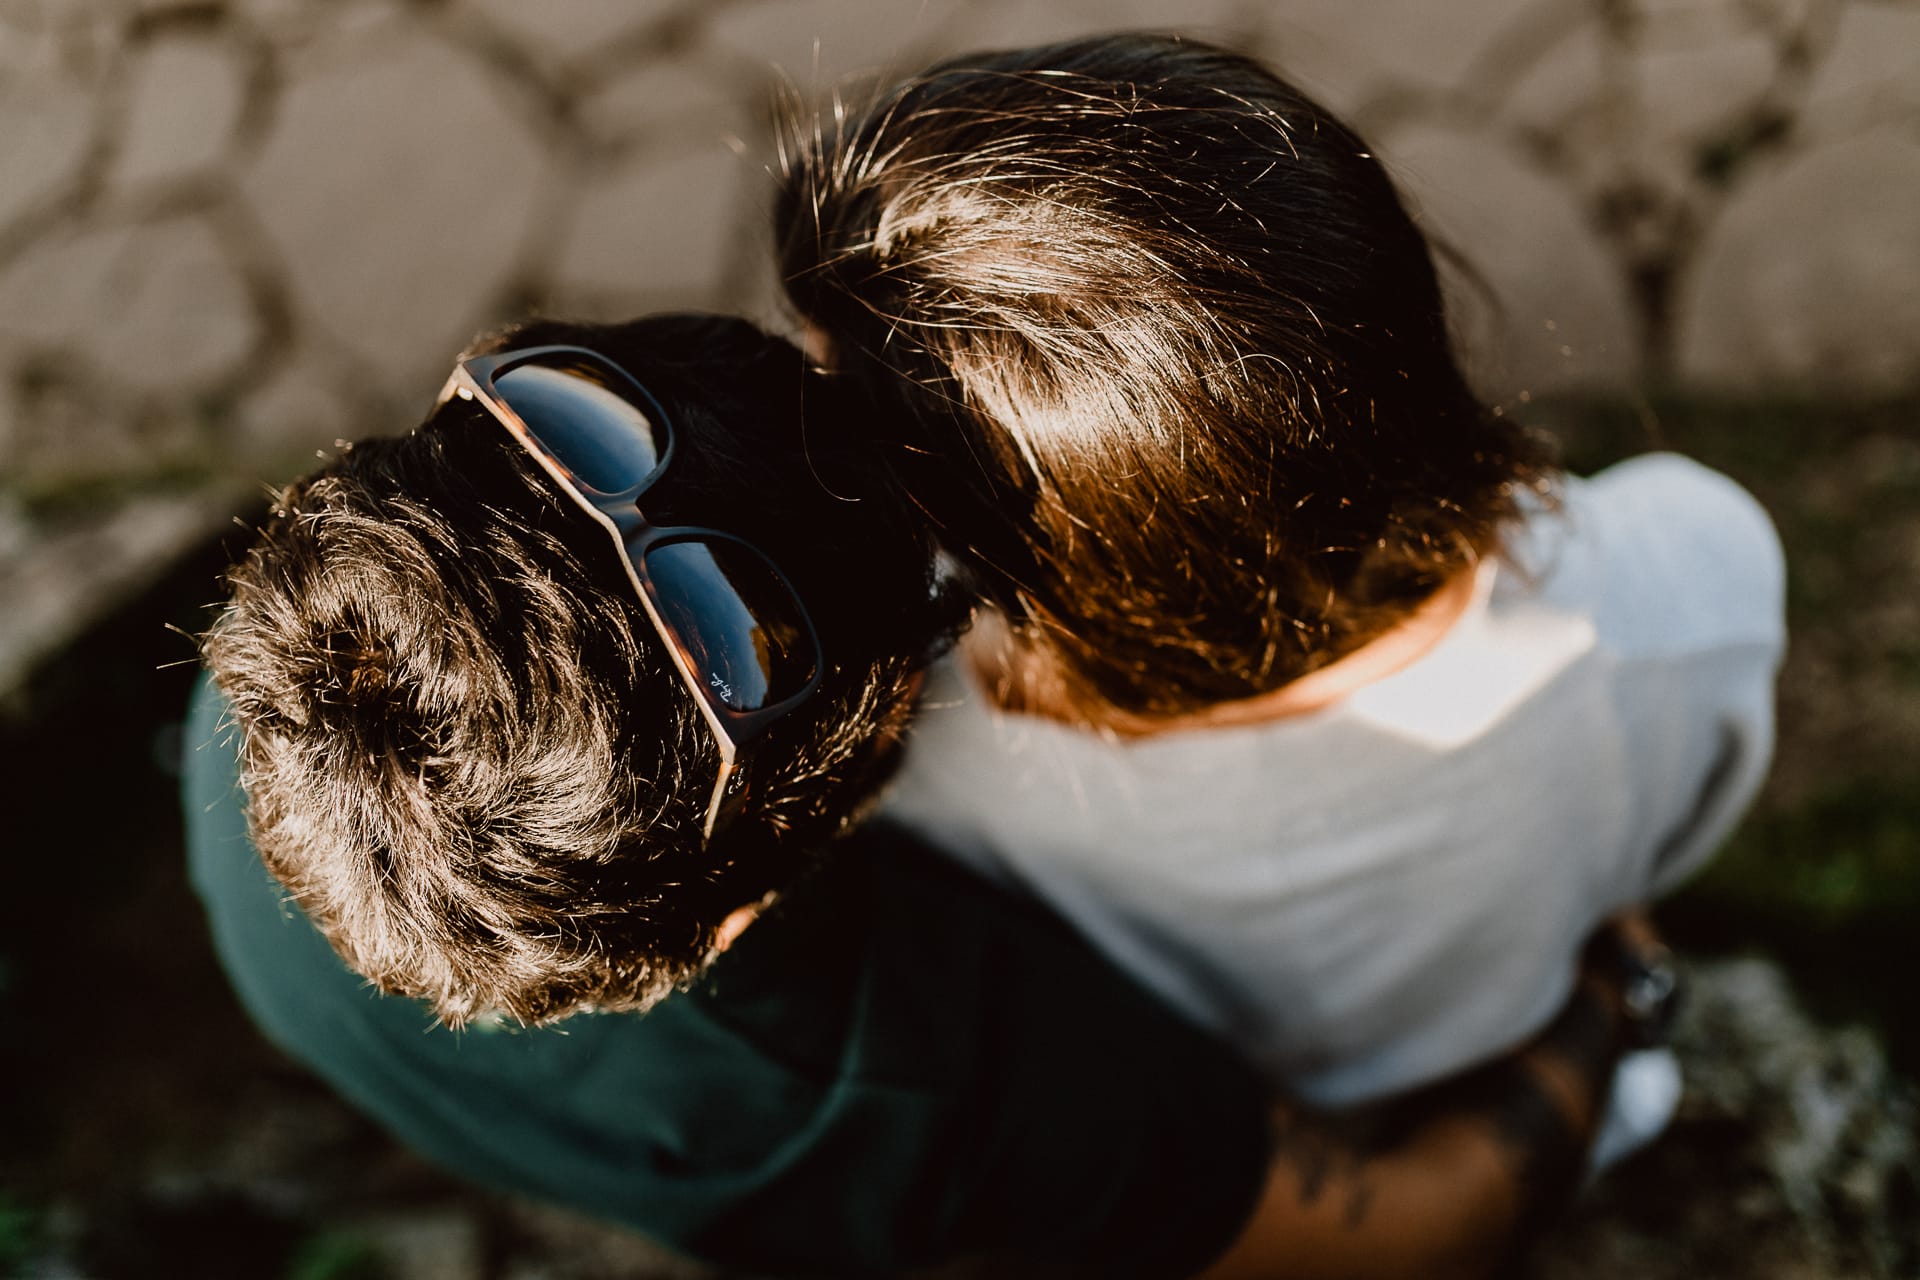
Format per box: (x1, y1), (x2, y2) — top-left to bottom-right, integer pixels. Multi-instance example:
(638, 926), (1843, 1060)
(778, 33), (1553, 721)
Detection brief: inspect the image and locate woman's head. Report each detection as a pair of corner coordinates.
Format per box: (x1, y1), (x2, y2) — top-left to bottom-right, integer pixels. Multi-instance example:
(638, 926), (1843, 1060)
(778, 33), (1551, 719)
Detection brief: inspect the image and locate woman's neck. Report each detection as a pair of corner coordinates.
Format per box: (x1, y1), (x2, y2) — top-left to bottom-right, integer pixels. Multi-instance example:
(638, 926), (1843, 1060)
(968, 564), (1486, 738)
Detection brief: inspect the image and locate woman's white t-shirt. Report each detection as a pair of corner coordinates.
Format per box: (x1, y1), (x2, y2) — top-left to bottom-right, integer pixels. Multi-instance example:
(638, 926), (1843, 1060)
(881, 453), (1786, 1105)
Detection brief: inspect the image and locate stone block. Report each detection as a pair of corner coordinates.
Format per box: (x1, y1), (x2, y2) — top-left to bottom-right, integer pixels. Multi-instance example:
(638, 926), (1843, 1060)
(1804, 0), (1920, 123)
(1233, 25), (1359, 120)
(0, 219), (130, 347)
(1633, 0), (1818, 43)
(230, 0), (320, 27)
(0, 354), (127, 481)
(1498, 19), (1611, 136)
(0, 364), (15, 464)
(1678, 131), (1920, 390)
(457, 0), (678, 65)
(930, 2), (1246, 62)
(704, 0), (966, 92)
(579, 57), (752, 150)
(111, 32), (246, 190)
(0, 489), (26, 562)
(1630, 29), (1777, 176)
(236, 0), (401, 41)
(1255, 0), (1539, 108)
(6, 372), (215, 491)
(1383, 123), (1640, 395)
(0, 59), (95, 230)
(554, 139), (751, 311)
(93, 218), (258, 392)
(232, 353), (364, 473)
(0, 216), (256, 394)
(1046, 0), (1250, 39)
(242, 21), (549, 394)
(0, 2), (119, 78)
(0, 487), (241, 697)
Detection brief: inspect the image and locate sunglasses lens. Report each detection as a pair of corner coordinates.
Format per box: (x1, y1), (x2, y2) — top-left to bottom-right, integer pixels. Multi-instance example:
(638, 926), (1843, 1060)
(493, 353), (665, 493)
(643, 539), (818, 715)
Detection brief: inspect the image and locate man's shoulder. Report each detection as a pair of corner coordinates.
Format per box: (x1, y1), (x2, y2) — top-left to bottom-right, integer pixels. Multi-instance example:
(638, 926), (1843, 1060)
(751, 821), (1272, 1276)
(719, 819), (1205, 1070)
(184, 676), (1268, 1277)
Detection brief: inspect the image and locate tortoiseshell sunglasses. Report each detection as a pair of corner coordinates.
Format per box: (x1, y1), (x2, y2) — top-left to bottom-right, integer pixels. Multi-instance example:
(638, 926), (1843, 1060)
(436, 345), (822, 840)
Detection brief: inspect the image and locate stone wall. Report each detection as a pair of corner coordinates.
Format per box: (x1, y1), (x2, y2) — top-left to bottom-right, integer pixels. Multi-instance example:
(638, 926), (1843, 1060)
(4, 0), (1918, 692)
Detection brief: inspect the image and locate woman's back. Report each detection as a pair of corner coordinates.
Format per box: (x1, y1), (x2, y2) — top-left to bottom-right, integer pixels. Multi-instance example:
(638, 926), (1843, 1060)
(883, 455), (1783, 1102)
(779, 34), (1785, 1107)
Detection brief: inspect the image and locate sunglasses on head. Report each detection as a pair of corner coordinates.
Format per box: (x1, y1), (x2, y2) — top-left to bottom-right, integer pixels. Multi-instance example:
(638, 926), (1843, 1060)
(433, 344), (823, 842)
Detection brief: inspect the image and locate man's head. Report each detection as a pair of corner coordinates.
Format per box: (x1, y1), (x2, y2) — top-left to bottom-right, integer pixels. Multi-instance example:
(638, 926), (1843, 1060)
(778, 33), (1552, 720)
(205, 313), (956, 1026)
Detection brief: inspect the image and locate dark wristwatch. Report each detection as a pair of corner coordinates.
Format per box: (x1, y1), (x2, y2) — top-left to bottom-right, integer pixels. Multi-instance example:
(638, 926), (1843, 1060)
(1611, 941), (1683, 1050)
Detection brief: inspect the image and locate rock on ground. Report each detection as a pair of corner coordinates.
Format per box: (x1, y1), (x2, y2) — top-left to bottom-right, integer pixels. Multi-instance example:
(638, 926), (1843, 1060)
(1536, 958), (1919, 1280)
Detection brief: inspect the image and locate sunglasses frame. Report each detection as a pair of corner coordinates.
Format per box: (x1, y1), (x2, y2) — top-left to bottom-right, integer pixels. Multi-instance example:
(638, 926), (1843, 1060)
(434, 344), (824, 841)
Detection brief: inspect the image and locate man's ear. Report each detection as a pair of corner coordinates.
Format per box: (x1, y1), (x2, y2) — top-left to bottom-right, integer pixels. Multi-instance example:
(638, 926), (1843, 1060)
(713, 903), (761, 953)
(801, 319), (837, 371)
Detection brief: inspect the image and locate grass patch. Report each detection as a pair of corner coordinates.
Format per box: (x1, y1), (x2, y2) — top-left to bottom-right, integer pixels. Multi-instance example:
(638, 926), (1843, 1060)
(0, 455), (228, 524)
(285, 1230), (389, 1280)
(0, 1193), (42, 1273)
(1706, 780), (1920, 925)
(1669, 779), (1920, 1055)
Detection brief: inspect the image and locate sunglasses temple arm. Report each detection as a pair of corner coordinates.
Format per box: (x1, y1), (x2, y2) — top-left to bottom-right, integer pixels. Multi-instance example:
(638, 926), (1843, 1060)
(702, 757), (737, 843)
